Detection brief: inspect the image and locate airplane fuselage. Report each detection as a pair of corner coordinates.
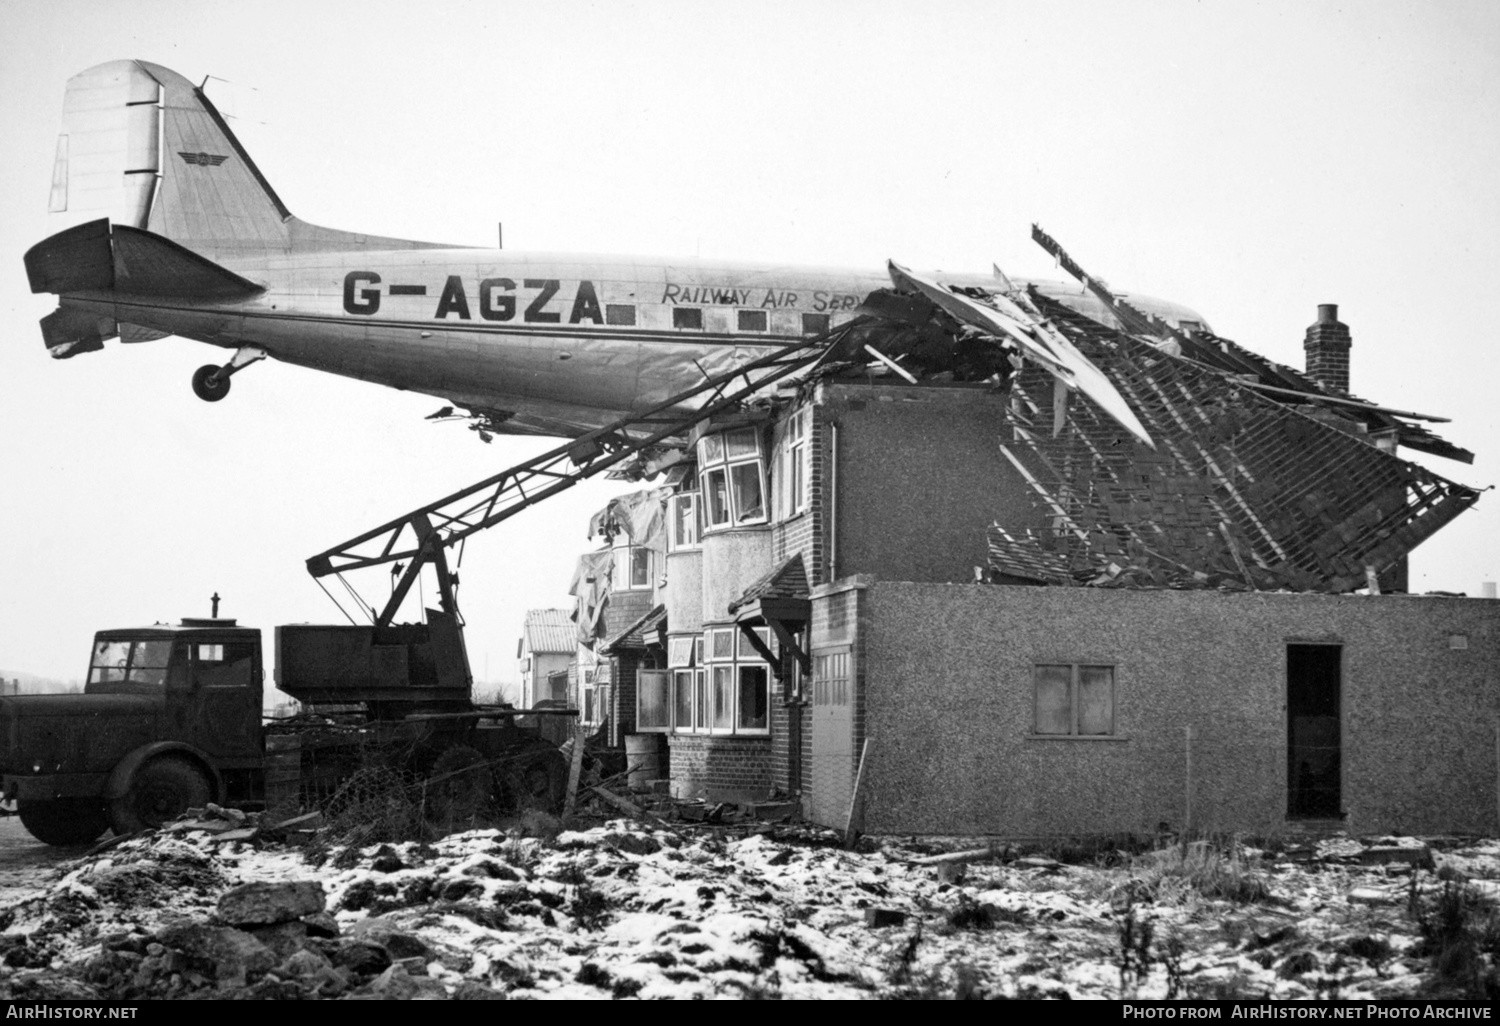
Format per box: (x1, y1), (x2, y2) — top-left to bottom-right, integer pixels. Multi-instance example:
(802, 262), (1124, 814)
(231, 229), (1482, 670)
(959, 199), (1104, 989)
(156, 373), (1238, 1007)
(59, 250), (957, 434)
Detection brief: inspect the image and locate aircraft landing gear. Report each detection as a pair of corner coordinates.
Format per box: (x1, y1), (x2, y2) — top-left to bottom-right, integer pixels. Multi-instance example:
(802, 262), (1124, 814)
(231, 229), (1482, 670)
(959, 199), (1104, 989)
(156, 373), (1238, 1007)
(192, 365), (231, 401)
(192, 346), (267, 402)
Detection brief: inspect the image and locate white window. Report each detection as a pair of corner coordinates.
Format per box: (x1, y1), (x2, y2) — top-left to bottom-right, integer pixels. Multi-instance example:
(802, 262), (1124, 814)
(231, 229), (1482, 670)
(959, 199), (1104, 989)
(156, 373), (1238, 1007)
(613, 545), (653, 590)
(813, 650), (850, 707)
(1033, 664), (1115, 736)
(775, 408), (809, 520)
(685, 626), (771, 736)
(667, 492), (700, 552)
(637, 669), (670, 732)
(698, 428), (767, 530)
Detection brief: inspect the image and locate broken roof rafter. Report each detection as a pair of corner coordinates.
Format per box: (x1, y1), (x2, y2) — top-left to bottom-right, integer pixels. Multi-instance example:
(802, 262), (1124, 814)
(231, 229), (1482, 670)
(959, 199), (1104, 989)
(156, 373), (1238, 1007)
(990, 296), (1480, 593)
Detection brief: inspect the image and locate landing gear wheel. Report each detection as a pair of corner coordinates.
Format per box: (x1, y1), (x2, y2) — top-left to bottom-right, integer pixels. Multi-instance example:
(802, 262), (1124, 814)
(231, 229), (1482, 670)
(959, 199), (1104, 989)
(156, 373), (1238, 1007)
(426, 745), (495, 828)
(192, 364), (230, 402)
(17, 799), (109, 847)
(108, 756), (212, 835)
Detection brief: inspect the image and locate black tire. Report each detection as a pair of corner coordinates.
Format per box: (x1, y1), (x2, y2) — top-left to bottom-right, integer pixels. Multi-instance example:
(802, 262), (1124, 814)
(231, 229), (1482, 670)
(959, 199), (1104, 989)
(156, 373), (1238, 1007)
(503, 749), (568, 813)
(191, 365), (230, 402)
(108, 756), (212, 835)
(17, 799), (109, 847)
(426, 745), (496, 827)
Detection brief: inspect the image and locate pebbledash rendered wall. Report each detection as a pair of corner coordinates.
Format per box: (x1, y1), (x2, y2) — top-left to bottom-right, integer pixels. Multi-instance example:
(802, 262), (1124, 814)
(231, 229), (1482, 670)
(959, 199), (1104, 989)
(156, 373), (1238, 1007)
(857, 583), (1500, 837)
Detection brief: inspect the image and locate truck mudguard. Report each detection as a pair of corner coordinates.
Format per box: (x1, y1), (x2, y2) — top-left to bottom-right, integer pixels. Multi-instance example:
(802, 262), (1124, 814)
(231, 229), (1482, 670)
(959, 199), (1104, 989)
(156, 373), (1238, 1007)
(103, 741), (222, 803)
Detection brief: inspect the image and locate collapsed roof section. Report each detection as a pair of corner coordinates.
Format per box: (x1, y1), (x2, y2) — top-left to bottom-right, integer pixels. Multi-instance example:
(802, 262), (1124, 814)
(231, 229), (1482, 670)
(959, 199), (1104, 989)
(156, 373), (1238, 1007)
(983, 293), (1479, 592)
(798, 229), (1481, 593)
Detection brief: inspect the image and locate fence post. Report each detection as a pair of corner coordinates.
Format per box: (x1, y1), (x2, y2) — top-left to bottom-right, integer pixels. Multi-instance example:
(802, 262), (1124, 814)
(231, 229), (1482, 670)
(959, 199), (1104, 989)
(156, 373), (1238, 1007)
(1184, 725), (1195, 837)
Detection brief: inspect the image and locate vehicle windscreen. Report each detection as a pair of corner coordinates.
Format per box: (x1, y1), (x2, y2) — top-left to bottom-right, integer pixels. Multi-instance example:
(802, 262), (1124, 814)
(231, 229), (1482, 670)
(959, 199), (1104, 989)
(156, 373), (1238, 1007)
(87, 638), (175, 692)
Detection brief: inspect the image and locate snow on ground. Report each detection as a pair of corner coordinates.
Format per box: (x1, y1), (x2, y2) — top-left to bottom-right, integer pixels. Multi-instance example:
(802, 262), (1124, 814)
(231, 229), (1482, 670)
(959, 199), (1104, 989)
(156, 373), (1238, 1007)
(1, 816), (1496, 999)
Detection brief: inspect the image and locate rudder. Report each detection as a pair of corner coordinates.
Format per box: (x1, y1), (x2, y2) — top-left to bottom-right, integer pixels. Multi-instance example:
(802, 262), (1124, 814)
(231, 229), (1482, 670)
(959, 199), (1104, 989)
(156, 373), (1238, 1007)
(47, 60), (292, 261)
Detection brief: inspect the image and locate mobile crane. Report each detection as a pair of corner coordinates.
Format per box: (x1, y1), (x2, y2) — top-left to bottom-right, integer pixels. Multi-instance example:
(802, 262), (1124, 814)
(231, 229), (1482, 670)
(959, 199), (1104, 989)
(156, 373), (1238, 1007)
(1, 326), (850, 845)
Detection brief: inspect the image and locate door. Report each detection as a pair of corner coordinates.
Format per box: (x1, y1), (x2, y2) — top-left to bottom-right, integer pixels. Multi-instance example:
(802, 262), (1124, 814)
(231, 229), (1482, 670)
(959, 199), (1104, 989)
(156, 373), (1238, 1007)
(1287, 643), (1341, 818)
(807, 647), (854, 827)
(187, 639), (262, 762)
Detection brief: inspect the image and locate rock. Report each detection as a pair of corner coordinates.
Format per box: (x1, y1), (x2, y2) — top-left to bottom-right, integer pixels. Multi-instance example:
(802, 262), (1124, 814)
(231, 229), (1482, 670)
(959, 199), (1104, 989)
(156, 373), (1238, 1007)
(864, 908), (906, 928)
(371, 853), (406, 874)
(277, 947), (332, 979)
(452, 980), (508, 1000)
(356, 964), (446, 1000)
(1348, 887), (1391, 905)
(1356, 845), (1434, 870)
(247, 921), (308, 961)
(602, 832), (662, 856)
(217, 881), (326, 926)
(301, 911), (340, 938)
(332, 939), (392, 977)
(936, 862), (967, 884)
(464, 859), (520, 881)
(154, 923), (276, 990)
(350, 916), (438, 962)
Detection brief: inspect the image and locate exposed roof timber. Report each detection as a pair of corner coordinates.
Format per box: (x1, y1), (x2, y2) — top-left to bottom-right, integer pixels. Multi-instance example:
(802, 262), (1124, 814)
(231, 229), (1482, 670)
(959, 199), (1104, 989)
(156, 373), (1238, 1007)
(1027, 224), (1472, 464)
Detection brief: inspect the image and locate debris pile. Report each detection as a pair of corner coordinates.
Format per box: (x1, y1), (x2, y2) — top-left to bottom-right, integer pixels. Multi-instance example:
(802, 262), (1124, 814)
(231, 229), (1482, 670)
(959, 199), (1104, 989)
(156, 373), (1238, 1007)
(3, 811), (1499, 999)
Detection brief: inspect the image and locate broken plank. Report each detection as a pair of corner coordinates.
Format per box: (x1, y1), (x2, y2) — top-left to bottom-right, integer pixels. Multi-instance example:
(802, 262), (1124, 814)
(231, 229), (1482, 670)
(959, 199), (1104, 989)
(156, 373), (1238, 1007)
(908, 846), (1007, 867)
(562, 721), (587, 821)
(588, 784), (684, 837)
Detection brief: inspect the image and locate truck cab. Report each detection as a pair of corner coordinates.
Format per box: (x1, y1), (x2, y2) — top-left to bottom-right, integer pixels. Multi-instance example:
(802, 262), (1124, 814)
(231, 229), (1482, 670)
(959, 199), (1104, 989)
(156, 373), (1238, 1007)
(0, 617), (264, 846)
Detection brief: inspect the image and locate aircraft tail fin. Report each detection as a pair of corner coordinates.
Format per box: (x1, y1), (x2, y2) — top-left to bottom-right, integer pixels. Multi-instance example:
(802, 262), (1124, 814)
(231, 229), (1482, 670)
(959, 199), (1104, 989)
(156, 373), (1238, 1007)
(46, 60), (292, 259)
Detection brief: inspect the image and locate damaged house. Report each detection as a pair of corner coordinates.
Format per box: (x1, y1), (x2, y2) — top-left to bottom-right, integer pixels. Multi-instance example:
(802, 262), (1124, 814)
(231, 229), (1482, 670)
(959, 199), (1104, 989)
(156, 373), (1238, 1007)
(557, 229), (1495, 839)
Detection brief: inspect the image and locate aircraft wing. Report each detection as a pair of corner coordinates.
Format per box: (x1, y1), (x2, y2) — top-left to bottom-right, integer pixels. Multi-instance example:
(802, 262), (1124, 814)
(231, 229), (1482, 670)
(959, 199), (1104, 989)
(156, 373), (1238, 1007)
(886, 260), (1155, 448)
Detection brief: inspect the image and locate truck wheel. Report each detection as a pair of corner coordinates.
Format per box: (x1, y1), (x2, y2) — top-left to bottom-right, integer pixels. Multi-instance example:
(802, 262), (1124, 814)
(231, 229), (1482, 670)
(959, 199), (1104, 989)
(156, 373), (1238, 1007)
(427, 745), (495, 827)
(17, 799), (109, 847)
(504, 750), (568, 814)
(109, 756), (212, 835)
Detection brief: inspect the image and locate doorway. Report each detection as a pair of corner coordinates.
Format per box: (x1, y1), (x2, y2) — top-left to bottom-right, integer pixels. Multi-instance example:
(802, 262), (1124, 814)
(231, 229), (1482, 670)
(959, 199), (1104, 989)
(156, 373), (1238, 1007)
(1286, 643), (1341, 818)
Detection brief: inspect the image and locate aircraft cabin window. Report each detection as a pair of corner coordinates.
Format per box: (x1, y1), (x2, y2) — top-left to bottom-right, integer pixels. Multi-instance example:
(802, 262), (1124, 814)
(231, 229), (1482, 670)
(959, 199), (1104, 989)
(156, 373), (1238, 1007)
(606, 304), (636, 326)
(802, 313), (831, 335)
(673, 308), (704, 330)
(737, 310), (768, 332)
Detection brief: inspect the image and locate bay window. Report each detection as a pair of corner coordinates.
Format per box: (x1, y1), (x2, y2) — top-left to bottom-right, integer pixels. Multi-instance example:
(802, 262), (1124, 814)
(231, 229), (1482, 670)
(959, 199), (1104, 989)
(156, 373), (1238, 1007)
(698, 428), (767, 530)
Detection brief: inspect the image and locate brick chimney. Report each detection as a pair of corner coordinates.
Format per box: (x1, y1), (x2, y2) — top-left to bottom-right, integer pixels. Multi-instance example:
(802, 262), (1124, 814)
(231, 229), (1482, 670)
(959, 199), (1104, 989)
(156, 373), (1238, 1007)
(1304, 303), (1351, 393)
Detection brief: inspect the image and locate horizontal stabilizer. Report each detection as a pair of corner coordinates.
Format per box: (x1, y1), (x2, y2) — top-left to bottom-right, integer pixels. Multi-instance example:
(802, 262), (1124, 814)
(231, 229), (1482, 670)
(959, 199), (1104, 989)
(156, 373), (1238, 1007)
(41, 306), (116, 359)
(25, 218), (264, 300)
(119, 322), (170, 343)
(112, 224), (263, 298)
(24, 218), (113, 294)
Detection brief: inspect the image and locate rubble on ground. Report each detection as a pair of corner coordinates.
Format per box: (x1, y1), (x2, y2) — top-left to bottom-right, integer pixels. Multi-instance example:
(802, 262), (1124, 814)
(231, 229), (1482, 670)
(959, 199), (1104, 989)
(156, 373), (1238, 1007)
(2, 810), (1498, 999)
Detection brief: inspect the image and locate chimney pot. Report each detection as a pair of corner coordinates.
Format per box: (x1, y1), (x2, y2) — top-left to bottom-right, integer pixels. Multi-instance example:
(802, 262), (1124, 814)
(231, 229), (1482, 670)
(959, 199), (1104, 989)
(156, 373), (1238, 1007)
(1305, 303), (1352, 393)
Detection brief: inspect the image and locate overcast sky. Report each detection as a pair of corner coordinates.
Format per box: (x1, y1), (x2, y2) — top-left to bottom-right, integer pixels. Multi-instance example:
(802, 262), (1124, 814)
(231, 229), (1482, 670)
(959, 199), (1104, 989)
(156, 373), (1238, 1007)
(3, 0), (1497, 689)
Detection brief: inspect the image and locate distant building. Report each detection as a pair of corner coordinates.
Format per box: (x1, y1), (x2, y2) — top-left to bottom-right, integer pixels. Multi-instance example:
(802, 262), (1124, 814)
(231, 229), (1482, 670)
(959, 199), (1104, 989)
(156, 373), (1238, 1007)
(517, 609), (575, 709)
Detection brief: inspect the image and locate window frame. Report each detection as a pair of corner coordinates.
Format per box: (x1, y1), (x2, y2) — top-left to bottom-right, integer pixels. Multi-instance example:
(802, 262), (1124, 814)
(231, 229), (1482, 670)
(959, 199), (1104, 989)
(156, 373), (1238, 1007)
(697, 427), (768, 531)
(736, 309), (769, 333)
(775, 408), (809, 520)
(1031, 662), (1118, 738)
(612, 543), (653, 591)
(672, 628), (772, 736)
(667, 492), (701, 552)
(637, 669), (671, 733)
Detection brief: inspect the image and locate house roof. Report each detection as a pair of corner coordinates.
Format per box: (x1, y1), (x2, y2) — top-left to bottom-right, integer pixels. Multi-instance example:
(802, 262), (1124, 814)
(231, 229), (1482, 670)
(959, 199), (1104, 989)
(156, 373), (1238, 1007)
(728, 555), (810, 614)
(521, 608), (576, 655)
(601, 603), (666, 654)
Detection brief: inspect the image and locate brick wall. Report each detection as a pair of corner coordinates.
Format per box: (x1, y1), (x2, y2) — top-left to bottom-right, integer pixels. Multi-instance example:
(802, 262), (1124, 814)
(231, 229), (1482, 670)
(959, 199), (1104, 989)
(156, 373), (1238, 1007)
(1304, 305), (1352, 394)
(668, 734), (774, 803)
